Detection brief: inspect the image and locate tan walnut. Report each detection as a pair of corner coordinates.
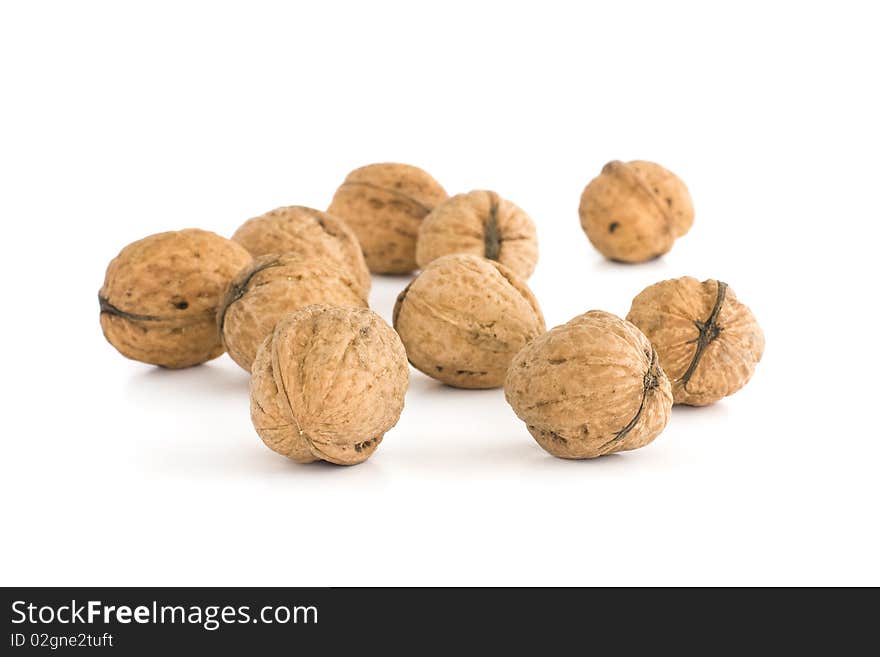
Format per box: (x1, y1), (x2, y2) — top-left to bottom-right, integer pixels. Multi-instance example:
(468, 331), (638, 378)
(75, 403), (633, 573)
(579, 160), (694, 263)
(504, 310), (673, 459)
(393, 254), (545, 389)
(626, 277), (764, 406)
(250, 305), (409, 465)
(231, 205), (371, 294)
(328, 162), (448, 274)
(218, 254), (368, 372)
(416, 190), (539, 279)
(99, 229), (252, 368)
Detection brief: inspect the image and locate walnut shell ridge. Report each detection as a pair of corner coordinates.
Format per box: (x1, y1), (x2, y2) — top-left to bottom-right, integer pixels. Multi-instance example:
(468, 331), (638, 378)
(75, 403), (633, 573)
(99, 229), (253, 368)
(231, 205), (371, 294)
(218, 254), (368, 372)
(626, 277), (764, 406)
(416, 190), (539, 280)
(504, 310), (673, 459)
(579, 160), (694, 263)
(393, 254), (546, 389)
(328, 162), (448, 274)
(250, 305), (409, 465)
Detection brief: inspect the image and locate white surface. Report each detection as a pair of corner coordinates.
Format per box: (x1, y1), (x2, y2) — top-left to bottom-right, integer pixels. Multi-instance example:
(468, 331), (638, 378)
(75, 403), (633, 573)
(1, 1), (877, 586)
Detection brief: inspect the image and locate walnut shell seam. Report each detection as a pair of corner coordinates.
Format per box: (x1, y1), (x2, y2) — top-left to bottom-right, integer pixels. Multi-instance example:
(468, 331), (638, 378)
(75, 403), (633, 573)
(263, 322), (383, 463)
(338, 180), (434, 215)
(680, 280), (726, 389)
(600, 345), (662, 454)
(391, 259), (543, 376)
(98, 295), (207, 325)
(606, 160), (676, 234)
(216, 257), (284, 337)
(483, 195), (502, 260)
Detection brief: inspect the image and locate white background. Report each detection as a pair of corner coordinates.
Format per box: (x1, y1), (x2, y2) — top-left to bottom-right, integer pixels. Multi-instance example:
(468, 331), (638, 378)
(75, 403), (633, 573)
(1, 1), (877, 586)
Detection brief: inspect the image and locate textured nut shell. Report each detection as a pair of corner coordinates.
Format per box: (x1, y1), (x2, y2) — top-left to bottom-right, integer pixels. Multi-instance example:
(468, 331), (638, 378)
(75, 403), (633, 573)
(626, 277), (764, 406)
(99, 229), (252, 368)
(578, 160), (694, 263)
(416, 190), (539, 279)
(328, 163), (448, 274)
(231, 206), (371, 294)
(393, 254), (545, 389)
(504, 310), (673, 459)
(628, 161), (694, 237)
(219, 254), (368, 372)
(249, 305), (409, 465)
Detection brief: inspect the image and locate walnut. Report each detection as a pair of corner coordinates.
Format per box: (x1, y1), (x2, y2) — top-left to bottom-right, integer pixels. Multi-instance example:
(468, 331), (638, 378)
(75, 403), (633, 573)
(578, 160), (694, 262)
(99, 229), (252, 368)
(218, 254), (368, 372)
(416, 190), (538, 279)
(393, 254), (545, 389)
(504, 310), (673, 459)
(250, 305), (409, 465)
(231, 205), (370, 294)
(327, 162), (448, 274)
(626, 277), (764, 406)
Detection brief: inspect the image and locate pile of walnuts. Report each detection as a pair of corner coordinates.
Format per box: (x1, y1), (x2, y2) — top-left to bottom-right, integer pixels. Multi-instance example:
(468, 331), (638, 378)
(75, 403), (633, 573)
(99, 160), (763, 465)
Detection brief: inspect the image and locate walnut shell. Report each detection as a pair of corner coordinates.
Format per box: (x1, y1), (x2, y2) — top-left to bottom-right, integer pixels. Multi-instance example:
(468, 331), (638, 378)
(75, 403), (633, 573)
(416, 190), (539, 279)
(99, 229), (252, 368)
(327, 163), (448, 274)
(218, 254), (368, 372)
(231, 205), (371, 294)
(579, 160), (694, 263)
(250, 305), (409, 465)
(504, 310), (673, 459)
(626, 277), (764, 406)
(393, 254), (545, 389)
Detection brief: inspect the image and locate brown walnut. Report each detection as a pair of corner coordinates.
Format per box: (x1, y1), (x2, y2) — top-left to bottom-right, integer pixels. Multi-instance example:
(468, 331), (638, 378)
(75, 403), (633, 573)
(626, 277), (764, 406)
(231, 205), (371, 294)
(250, 305), (409, 465)
(579, 160), (694, 262)
(99, 229), (252, 368)
(416, 190), (539, 279)
(393, 254), (545, 389)
(218, 254), (368, 372)
(504, 310), (673, 459)
(327, 162), (448, 274)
